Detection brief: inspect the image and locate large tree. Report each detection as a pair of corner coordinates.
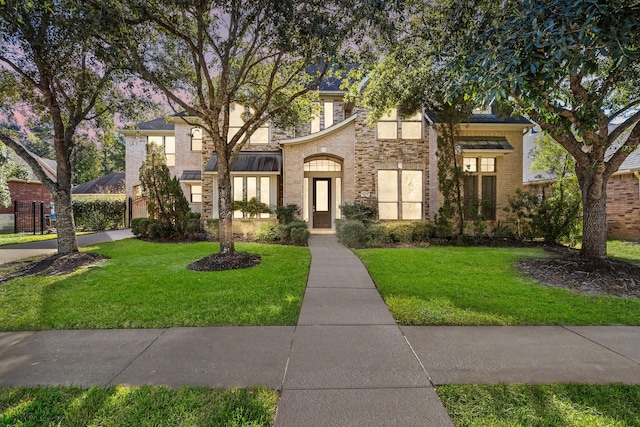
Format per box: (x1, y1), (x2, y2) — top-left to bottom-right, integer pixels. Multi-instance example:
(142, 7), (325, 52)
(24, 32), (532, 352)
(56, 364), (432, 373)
(368, 0), (640, 258)
(441, 0), (640, 258)
(0, 0), (151, 254)
(100, 0), (374, 255)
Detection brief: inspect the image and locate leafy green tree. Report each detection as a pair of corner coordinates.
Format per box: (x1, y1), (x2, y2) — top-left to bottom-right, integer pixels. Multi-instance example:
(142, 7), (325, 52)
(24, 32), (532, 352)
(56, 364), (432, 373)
(434, 0), (640, 258)
(139, 142), (192, 238)
(0, 0), (152, 255)
(98, 0), (376, 256)
(0, 142), (29, 207)
(72, 135), (103, 185)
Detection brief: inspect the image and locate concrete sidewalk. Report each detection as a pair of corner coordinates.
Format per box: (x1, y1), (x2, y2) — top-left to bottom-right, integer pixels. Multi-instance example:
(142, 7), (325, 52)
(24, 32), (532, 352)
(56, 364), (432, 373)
(0, 234), (639, 426)
(0, 229), (134, 265)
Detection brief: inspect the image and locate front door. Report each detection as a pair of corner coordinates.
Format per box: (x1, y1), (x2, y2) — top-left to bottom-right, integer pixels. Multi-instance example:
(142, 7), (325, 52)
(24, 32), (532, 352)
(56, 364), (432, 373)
(313, 178), (331, 228)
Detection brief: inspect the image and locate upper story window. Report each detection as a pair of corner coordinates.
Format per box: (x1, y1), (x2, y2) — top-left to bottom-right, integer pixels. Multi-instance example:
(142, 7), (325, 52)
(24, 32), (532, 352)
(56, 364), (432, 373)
(324, 102), (334, 128)
(148, 135), (175, 166)
(191, 127), (203, 151)
(304, 159), (342, 172)
(376, 109), (422, 140)
(228, 104), (269, 144)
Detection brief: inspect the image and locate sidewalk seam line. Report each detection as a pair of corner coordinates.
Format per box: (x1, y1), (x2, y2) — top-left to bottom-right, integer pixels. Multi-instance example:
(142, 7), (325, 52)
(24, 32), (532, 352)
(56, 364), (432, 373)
(562, 326), (640, 365)
(106, 328), (169, 387)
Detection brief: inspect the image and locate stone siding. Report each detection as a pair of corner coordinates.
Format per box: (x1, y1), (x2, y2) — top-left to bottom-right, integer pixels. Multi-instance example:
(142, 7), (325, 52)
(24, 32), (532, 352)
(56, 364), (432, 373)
(607, 173), (640, 240)
(354, 108), (430, 219)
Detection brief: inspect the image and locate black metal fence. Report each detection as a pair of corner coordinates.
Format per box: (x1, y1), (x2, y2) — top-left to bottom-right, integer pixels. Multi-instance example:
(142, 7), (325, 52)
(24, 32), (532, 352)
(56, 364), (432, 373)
(14, 201), (53, 234)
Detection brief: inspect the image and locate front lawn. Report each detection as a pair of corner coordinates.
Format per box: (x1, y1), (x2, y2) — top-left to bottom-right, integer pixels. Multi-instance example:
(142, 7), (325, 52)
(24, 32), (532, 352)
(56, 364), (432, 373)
(0, 385), (276, 426)
(0, 239), (310, 330)
(355, 246), (640, 325)
(438, 384), (640, 427)
(0, 232), (90, 246)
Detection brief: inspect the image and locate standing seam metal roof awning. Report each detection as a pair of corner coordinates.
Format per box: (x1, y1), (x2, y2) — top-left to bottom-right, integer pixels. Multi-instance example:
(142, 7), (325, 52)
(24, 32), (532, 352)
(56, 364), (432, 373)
(180, 170), (202, 181)
(457, 137), (514, 151)
(205, 152), (282, 173)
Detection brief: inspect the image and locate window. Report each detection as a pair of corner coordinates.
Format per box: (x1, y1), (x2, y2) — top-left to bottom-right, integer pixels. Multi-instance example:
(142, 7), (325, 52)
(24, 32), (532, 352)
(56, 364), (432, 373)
(191, 127), (203, 151)
(376, 108), (422, 140)
(227, 104), (269, 144)
(463, 157), (477, 172)
(311, 102), (321, 133)
(463, 157), (497, 220)
(147, 135), (175, 166)
(190, 184), (202, 203)
(377, 169), (423, 220)
(232, 175), (272, 219)
(324, 102), (334, 128)
(377, 109), (398, 139)
(304, 159), (342, 172)
(401, 111), (422, 139)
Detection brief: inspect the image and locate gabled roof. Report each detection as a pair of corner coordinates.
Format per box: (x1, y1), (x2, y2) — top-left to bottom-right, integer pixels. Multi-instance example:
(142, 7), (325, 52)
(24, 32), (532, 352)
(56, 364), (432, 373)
(205, 152), (282, 173)
(12, 154), (57, 183)
(72, 172), (125, 194)
(132, 117), (175, 131)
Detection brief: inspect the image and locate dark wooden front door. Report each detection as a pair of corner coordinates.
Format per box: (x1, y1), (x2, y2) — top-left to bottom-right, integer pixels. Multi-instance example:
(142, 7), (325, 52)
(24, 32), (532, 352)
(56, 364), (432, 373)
(313, 178), (331, 228)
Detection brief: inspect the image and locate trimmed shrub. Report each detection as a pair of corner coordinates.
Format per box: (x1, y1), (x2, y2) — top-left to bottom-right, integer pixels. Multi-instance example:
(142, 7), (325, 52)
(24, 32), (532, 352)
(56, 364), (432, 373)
(275, 204), (300, 224)
(73, 199), (125, 231)
(289, 225), (310, 246)
(340, 202), (377, 223)
(131, 217), (151, 237)
(411, 221), (435, 242)
(255, 222), (279, 241)
(336, 219), (371, 248)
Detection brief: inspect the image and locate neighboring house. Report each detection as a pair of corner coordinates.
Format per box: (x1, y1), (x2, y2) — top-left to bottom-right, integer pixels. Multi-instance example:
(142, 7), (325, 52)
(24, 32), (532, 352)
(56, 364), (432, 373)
(0, 155), (56, 233)
(122, 85), (533, 230)
(72, 172), (125, 198)
(524, 127), (640, 240)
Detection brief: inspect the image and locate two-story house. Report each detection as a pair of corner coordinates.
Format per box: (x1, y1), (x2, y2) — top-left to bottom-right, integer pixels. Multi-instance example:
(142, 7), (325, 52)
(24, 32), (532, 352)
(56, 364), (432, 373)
(122, 83), (532, 230)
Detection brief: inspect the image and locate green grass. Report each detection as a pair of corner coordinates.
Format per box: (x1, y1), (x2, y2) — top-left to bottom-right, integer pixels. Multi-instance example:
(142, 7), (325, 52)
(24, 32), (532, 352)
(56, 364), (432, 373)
(0, 239), (310, 330)
(438, 384), (640, 427)
(608, 240), (640, 264)
(0, 232), (91, 246)
(0, 385), (277, 426)
(355, 246), (640, 325)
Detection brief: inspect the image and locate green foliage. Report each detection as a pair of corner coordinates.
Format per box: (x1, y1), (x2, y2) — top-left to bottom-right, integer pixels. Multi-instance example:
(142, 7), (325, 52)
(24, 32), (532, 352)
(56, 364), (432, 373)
(131, 218), (152, 238)
(0, 140), (29, 208)
(72, 199), (125, 231)
(255, 221), (279, 241)
(336, 219), (374, 248)
(0, 385), (278, 426)
(139, 143), (198, 240)
(72, 136), (104, 185)
(505, 186), (582, 244)
(340, 201), (377, 223)
(275, 204), (300, 224)
(233, 197), (271, 219)
(439, 384), (640, 427)
(255, 220), (309, 246)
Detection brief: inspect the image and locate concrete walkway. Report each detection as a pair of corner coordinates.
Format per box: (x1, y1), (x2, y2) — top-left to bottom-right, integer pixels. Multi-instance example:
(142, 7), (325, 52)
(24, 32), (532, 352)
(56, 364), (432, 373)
(1, 234), (639, 426)
(0, 229), (134, 264)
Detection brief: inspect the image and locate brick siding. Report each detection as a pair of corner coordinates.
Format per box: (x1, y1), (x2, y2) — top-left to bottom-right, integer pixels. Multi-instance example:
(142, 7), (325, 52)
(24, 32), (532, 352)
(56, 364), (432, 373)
(607, 173), (640, 240)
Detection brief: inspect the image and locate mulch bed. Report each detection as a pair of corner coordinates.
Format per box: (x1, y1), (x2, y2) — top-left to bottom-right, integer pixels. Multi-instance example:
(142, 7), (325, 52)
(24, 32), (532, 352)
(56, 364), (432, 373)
(0, 252), (107, 283)
(187, 252), (261, 271)
(518, 252), (640, 299)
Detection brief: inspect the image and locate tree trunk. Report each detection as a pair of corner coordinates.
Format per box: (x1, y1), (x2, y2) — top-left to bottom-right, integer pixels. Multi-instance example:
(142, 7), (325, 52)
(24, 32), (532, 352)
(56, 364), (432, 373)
(217, 165), (235, 255)
(578, 171), (608, 259)
(53, 188), (79, 255)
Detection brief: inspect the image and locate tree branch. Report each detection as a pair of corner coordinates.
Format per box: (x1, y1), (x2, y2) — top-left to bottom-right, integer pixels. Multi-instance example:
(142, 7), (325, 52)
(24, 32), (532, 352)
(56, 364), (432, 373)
(0, 132), (56, 191)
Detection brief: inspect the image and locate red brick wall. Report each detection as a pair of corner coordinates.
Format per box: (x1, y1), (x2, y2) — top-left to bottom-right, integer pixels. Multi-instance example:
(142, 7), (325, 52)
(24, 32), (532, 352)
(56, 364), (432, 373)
(0, 181), (54, 214)
(607, 173), (640, 240)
